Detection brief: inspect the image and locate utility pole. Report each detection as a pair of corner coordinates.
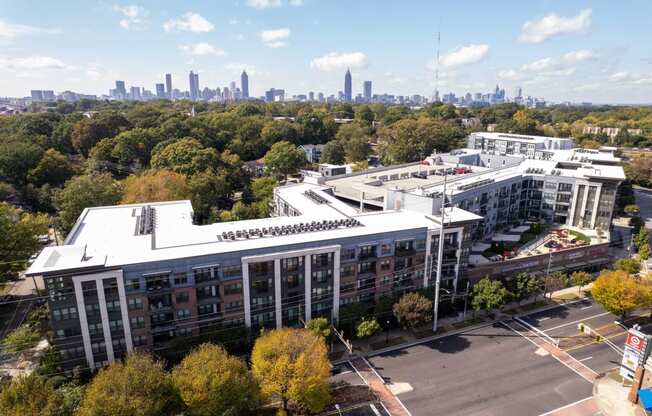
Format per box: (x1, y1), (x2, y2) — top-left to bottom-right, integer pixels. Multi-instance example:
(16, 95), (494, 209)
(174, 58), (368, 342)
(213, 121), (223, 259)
(433, 174), (447, 333)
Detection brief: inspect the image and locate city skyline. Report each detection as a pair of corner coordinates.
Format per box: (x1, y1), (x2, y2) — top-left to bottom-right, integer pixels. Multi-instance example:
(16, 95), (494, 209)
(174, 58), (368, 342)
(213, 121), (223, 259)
(1, 1), (652, 103)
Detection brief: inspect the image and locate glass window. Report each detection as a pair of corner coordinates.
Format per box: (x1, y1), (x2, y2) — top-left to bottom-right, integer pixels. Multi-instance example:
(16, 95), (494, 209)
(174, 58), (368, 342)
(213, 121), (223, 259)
(175, 291), (190, 303)
(173, 272), (188, 285)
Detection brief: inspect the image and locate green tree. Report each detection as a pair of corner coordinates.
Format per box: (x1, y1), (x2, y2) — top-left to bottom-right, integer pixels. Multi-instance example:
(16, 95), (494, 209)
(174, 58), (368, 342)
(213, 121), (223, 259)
(263, 141), (305, 181)
(172, 343), (260, 416)
(624, 204), (641, 216)
(56, 384), (85, 416)
(544, 272), (567, 298)
(471, 277), (510, 313)
(635, 227), (649, 250)
(320, 140), (346, 165)
(354, 104), (375, 126)
(592, 270), (651, 321)
(393, 292), (433, 330)
(71, 112), (130, 156)
(251, 328), (330, 414)
(0, 373), (61, 416)
(3, 324), (40, 353)
(306, 317), (332, 339)
(90, 128), (163, 169)
(120, 170), (191, 204)
(640, 242), (651, 260)
(188, 170), (232, 222)
(0, 203), (49, 278)
(76, 353), (181, 416)
(250, 176), (278, 202)
(0, 142), (44, 185)
(513, 272), (541, 304)
(27, 149), (75, 187)
(615, 258), (642, 275)
(570, 271), (593, 294)
(356, 318), (381, 338)
(151, 138), (219, 176)
(54, 173), (123, 234)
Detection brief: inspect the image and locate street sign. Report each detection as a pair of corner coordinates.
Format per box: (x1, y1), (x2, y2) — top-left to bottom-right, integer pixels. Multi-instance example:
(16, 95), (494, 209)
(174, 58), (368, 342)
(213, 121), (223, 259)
(626, 332), (645, 352)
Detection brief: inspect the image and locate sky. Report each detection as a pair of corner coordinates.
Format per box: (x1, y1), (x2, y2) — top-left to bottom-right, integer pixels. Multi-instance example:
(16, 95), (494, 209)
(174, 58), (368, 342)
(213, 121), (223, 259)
(1, 0), (651, 104)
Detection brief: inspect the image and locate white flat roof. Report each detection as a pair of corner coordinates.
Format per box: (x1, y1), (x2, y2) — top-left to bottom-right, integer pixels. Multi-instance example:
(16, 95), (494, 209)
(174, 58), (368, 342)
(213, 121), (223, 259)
(26, 183), (480, 276)
(471, 132), (573, 143)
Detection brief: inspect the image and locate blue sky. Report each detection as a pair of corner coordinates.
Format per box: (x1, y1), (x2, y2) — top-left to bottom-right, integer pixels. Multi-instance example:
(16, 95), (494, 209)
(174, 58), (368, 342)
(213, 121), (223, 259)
(1, 0), (651, 103)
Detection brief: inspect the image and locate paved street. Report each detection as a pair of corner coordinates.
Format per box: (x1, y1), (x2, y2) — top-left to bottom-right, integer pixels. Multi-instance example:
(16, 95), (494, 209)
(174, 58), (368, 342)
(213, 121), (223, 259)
(634, 187), (652, 232)
(367, 299), (638, 416)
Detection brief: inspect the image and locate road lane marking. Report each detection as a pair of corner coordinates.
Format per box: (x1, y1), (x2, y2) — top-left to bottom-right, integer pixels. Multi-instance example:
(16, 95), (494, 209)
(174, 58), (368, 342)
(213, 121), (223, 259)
(541, 312), (611, 333)
(563, 331), (627, 353)
(581, 305), (593, 310)
(537, 397), (593, 416)
(539, 317), (550, 321)
(578, 356), (593, 362)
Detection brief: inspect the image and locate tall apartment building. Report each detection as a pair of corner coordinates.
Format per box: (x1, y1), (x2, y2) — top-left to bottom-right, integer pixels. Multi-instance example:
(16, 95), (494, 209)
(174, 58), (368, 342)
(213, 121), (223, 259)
(467, 132), (573, 159)
(27, 183), (478, 372)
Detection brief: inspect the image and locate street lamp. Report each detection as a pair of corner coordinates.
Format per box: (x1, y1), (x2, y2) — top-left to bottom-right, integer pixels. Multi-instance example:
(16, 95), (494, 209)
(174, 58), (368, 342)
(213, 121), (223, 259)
(385, 320), (390, 344)
(614, 320), (628, 330)
(335, 404), (342, 416)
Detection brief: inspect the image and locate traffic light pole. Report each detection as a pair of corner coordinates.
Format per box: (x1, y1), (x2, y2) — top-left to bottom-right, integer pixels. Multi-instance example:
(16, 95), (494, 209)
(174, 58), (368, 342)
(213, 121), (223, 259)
(433, 174), (447, 333)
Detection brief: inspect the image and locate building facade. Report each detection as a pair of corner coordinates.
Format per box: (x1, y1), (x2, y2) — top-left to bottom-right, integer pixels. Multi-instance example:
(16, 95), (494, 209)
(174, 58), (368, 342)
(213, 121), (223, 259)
(28, 184), (477, 372)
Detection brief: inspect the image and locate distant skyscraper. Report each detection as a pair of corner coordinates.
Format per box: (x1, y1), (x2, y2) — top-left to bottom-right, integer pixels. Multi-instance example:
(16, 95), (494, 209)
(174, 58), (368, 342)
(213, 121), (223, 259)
(344, 69), (352, 102)
(30, 90), (44, 102)
(130, 86), (141, 101)
(363, 81), (372, 102)
(115, 80), (126, 98)
(165, 74), (172, 98)
(155, 83), (165, 98)
(308, 91), (314, 101)
(241, 70), (249, 99)
(42, 90), (55, 101)
(189, 71), (199, 100)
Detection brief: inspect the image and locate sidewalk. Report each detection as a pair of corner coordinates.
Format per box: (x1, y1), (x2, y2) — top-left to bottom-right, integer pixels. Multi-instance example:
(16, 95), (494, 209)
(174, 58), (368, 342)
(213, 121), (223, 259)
(349, 356), (410, 416)
(593, 375), (646, 416)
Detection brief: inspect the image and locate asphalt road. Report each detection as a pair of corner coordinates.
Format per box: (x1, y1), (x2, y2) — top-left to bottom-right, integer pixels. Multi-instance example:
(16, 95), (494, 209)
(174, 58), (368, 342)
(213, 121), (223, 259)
(634, 187), (652, 232)
(367, 299), (639, 416)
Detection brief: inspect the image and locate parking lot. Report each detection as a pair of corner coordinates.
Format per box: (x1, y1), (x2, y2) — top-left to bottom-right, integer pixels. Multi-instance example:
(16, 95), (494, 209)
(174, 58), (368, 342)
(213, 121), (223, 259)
(366, 300), (631, 416)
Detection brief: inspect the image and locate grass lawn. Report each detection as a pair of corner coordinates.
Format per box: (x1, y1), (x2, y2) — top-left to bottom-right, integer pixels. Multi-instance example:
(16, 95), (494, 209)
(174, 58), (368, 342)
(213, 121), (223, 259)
(554, 292), (581, 302)
(569, 230), (591, 243)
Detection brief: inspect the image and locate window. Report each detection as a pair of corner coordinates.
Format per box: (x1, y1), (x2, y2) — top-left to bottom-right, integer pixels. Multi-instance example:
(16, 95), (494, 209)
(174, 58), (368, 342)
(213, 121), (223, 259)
(198, 303), (218, 316)
(225, 300), (242, 312)
(312, 269), (331, 283)
(415, 239), (426, 250)
(252, 278), (272, 294)
(133, 335), (147, 346)
(286, 274), (303, 289)
(359, 245), (377, 259)
(224, 282), (242, 296)
(357, 261), (376, 275)
(88, 322), (103, 336)
(381, 244), (392, 255)
(222, 265), (241, 279)
(176, 327), (192, 337)
(194, 266), (217, 283)
(128, 297), (143, 310)
(109, 320), (123, 333)
(112, 338), (126, 350)
(341, 265), (355, 277)
(312, 253), (333, 267)
(130, 316), (145, 329)
(91, 341), (106, 354)
(106, 300), (121, 313)
(341, 248), (356, 260)
(250, 262), (271, 277)
(197, 285), (217, 300)
(173, 272), (188, 285)
(85, 303), (100, 316)
(56, 327), (80, 338)
(177, 309), (191, 319)
(380, 259), (391, 271)
(53, 307), (77, 321)
(282, 257), (303, 272)
(175, 291), (190, 303)
(126, 278), (141, 291)
(558, 183), (573, 192)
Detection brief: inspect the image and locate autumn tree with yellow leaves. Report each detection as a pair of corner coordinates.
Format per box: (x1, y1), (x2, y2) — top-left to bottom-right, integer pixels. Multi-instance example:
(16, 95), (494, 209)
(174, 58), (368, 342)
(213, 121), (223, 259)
(591, 270), (652, 321)
(251, 328), (330, 415)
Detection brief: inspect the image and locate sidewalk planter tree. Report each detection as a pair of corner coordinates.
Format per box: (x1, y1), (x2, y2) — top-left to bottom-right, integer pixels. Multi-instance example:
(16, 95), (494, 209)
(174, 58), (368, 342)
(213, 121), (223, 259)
(471, 277), (509, 317)
(544, 271), (567, 299)
(591, 270), (651, 322)
(393, 292), (433, 330)
(306, 317), (332, 340)
(513, 272), (541, 304)
(624, 204), (640, 216)
(76, 353), (181, 416)
(570, 271), (593, 295)
(614, 258), (641, 275)
(640, 242), (651, 261)
(251, 328), (330, 415)
(356, 318), (381, 339)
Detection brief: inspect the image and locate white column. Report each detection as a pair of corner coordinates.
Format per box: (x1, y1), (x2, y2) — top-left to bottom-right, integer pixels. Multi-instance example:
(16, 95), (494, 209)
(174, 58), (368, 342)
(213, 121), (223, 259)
(332, 250), (341, 321)
(95, 279), (115, 362)
(454, 229), (464, 292)
(73, 279), (94, 369)
(115, 272), (133, 352)
(242, 263), (251, 327)
(274, 259), (282, 328)
(579, 184), (590, 227)
(568, 184), (581, 226)
(424, 233), (432, 287)
(304, 254), (312, 322)
(590, 185), (601, 229)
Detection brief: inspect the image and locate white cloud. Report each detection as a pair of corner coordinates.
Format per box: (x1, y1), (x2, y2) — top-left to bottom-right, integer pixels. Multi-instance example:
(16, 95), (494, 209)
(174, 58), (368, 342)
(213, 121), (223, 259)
(247, 0), (282, 9)
(289, 0), (304, 5)
(113, 5), (148, 30)
(519, 9), (592, 43)
(229, 18), (240, 25)
(310, 52), (368, 71)
(179, 42), (226, 56)
(0, 19), (61, 39)
(261, 27), (290, 48)
(497, 69), (524, 81)
(224, 62), (258, 76)
(0, 55), (69, 70)
(439, 44), (489, 68)
(610, 71), (629, 81)
(500, 49), (596, 81)
(163, 12), (214, 33)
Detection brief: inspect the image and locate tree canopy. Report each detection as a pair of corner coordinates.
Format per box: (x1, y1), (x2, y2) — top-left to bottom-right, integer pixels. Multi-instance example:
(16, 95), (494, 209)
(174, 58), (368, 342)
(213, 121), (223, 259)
(0, 202), (49, 278)
(471, 277), (510, 312)
(120, 170), (191, 204)
(393, 292), (433, 330)
(591, 270), (651, 320)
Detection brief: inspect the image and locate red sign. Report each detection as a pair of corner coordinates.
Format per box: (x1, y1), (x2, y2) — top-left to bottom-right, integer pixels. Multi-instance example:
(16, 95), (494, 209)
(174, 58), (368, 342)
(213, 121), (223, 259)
(626, 333), (644, 352)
